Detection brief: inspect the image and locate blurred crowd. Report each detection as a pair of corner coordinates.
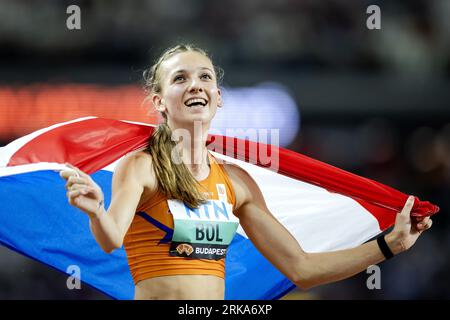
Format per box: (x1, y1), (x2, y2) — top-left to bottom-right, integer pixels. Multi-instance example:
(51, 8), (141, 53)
(0, 0), (449, 299)
(0, 0), (449, 77)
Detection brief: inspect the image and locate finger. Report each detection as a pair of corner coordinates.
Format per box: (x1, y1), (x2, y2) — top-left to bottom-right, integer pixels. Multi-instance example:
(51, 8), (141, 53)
(68, 183), (86, 191)
(68, 176), (86, 184)
(77, 186), (97, 197)
(415, 222), (426, 231)
(67, 189), (82, 202)
(416, 219), (433, 232)
(65, 177), (88, 189)
(64, 163), (87, 178)
(400, 196), (415, 218)
(69, 185), (92, 195)
(59, 169), (79, 180)
(417, 216), (431, 227)
(78, 186), (95, 194)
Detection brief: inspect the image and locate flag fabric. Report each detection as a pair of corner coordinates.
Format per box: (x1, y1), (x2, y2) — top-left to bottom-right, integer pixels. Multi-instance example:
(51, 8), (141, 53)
(0, 117), (439, 299)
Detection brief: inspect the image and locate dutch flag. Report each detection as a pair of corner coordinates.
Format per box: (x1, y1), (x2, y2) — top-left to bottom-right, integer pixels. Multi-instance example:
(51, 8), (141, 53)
(0, 117), (439, 299)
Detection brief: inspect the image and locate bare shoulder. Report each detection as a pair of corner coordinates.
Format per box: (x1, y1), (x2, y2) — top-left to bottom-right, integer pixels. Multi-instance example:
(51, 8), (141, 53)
(221, 162), (258, 210)
(221, 162), (252, 185)
(113, 150), (158, 192)
(222, 162), (270, 217)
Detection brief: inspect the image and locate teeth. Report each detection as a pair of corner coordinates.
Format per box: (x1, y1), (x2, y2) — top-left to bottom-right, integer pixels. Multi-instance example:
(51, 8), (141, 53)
(185, 98), (207, 106)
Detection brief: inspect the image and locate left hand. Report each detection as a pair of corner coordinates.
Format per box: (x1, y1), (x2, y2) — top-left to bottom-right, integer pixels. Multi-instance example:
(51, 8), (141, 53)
(386, 195), (433, 255)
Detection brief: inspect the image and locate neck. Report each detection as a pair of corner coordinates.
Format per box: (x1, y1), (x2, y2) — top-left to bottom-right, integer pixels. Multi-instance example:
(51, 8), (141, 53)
(167, 119), (210, 177)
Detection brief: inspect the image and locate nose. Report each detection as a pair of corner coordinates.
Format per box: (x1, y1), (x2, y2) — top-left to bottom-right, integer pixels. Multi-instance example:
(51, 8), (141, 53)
(188, 78), (203, 93)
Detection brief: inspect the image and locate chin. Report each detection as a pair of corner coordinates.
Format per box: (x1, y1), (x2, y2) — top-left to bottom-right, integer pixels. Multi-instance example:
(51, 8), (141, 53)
(186, 111), (215, 122)
(184, 115), (213, 126)
(191, 116), (212, 124)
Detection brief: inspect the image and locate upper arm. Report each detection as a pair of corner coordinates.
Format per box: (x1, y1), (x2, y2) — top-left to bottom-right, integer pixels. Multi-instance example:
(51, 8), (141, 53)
(108, 151), (157, 241)
(222, 163), (275, 219)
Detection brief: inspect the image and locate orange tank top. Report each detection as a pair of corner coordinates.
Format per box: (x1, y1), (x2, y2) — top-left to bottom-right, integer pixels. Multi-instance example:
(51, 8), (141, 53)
(123, 152), (237, 284)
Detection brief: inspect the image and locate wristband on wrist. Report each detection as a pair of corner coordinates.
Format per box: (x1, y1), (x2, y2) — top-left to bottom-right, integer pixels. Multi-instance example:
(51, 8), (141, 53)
(377, 235), (394, 260)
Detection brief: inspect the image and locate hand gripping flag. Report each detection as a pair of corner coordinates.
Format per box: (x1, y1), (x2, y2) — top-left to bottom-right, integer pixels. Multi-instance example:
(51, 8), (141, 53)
(0, 117), (439, 299)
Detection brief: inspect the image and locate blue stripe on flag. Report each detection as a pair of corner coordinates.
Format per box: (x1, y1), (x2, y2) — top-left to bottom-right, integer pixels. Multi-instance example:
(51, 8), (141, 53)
(0, 170), (134, 300)
(225, 233), (295, 299)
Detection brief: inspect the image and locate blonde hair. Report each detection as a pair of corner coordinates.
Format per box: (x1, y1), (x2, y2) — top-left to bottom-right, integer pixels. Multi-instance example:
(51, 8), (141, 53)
(143, 44), (223, 208)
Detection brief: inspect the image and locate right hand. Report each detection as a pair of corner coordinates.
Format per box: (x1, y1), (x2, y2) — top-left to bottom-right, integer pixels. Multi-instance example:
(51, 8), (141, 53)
(386, 195), (433, 255)
(59, 163), (105, 219)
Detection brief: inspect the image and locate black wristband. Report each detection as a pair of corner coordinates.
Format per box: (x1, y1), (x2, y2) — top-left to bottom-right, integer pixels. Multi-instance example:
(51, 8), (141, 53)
(377, 235), (394, 260)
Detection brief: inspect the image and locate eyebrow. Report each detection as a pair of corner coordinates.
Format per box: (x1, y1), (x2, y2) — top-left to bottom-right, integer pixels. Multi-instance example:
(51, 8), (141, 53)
(171, 67), (214, 76)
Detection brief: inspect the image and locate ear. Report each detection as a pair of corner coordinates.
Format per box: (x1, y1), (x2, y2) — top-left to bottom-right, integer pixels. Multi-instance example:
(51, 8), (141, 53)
(152, 94), (166, 113)
(217, 88), (223, 108)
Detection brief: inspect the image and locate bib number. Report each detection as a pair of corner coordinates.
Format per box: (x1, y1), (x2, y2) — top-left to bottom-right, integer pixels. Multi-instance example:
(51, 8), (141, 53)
(167, 199), (239, 260)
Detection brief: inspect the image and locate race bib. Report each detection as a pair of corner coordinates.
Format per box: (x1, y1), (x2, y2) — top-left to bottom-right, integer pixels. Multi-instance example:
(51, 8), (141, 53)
(167, 199), (239, 260)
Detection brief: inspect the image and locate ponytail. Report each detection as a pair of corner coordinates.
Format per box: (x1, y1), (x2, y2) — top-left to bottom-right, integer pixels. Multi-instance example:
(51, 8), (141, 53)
(147, 122), (206, 208)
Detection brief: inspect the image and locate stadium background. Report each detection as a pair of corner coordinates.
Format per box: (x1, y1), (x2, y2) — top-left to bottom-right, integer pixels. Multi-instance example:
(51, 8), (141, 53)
(0, 0), (449, 299)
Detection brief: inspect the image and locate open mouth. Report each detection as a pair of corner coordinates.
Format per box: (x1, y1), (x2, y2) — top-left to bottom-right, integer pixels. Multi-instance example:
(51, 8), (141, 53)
(184, 97), (208, 108)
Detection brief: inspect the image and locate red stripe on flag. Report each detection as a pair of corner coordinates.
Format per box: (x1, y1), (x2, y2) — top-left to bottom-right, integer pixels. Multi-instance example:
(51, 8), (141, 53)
(8, 118), (153, 173)
(354, 199), (396, 231)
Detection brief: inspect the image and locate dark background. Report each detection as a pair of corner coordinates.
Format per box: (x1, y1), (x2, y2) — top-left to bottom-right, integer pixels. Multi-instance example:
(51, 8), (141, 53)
(0, 0), (449, 299)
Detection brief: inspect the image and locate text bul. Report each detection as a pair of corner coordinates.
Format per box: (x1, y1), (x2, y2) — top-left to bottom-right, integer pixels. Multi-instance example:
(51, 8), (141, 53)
(195, 223), (223, 242)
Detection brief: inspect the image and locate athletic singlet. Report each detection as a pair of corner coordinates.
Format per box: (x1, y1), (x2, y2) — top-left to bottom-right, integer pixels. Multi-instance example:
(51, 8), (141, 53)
(123, 152), (237, 284)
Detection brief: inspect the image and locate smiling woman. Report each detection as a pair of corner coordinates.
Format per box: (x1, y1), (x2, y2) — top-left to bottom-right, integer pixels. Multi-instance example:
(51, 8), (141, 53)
(58, 44), (433, 300)
(143, 45), (225, 209)
(121, 45), (232, 299)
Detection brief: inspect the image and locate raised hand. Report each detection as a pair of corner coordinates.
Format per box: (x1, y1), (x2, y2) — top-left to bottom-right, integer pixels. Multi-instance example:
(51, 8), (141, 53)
(387, 196), (433, 254)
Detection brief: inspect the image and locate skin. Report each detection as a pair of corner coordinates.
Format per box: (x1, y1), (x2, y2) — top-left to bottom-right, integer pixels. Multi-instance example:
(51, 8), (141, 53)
(60, 51), (433, 300)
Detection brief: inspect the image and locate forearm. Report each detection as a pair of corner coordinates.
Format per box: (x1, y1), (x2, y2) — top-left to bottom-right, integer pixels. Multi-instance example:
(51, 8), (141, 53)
(297, 233), (403, 289)
(89, 207), (122, 253)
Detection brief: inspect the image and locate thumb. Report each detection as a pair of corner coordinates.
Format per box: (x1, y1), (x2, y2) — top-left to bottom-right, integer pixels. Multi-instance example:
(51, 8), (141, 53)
(399, 195), (415, 220)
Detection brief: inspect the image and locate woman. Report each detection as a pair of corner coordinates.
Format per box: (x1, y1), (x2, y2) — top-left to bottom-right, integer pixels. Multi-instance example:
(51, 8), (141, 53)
(60, 44), (433, 300)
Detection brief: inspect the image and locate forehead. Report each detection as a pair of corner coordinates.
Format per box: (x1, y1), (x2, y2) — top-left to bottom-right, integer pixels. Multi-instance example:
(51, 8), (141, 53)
(159, 51), (214, 78)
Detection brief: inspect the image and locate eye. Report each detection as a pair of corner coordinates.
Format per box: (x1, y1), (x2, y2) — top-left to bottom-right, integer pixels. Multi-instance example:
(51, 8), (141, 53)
(200, 73), (212, 80)
(173, 75), (185, 82)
